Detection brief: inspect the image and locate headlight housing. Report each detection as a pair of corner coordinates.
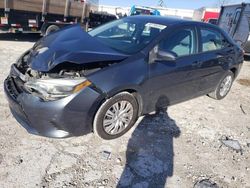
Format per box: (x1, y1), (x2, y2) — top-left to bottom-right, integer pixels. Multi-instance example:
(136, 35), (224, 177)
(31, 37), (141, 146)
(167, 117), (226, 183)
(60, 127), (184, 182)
(24, 78), (91, 101)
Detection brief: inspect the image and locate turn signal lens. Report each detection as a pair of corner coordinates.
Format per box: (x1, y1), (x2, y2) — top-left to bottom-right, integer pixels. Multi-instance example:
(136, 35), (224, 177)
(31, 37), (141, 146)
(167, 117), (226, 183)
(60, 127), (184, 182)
(73, 80), (92, 93)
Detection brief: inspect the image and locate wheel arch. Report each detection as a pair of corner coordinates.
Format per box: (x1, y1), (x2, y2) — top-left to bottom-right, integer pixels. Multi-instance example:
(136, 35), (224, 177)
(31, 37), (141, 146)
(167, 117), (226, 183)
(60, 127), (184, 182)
(92, 89), (141, 139)
(89, 86), (144, 134)
(99, 86), (144, 117)
(230, 67), (237, 78)
(121, 89), (143, 117)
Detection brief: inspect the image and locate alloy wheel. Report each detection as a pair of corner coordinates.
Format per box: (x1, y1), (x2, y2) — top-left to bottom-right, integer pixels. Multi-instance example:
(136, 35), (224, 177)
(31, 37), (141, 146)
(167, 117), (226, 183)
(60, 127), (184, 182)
(219, 75), (233, 97)
(103, 100), (134, 135)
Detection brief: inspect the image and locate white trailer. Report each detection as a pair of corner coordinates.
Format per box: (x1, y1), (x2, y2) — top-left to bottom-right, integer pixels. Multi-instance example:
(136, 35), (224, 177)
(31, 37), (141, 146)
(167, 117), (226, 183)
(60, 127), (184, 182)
(218, 3), (250, 54)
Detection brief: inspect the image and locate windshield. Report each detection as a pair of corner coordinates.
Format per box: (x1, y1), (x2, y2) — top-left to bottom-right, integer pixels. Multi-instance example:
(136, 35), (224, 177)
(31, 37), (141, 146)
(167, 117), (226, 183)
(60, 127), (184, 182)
(88, 18), (167, 54)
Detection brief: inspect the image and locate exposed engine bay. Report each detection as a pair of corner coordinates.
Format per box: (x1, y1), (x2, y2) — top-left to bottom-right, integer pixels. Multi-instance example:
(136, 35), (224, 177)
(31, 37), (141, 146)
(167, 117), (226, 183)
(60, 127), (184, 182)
(16, 50), (110, 81)
(6, 24), (128, 102)
(8, 50), (118, 101)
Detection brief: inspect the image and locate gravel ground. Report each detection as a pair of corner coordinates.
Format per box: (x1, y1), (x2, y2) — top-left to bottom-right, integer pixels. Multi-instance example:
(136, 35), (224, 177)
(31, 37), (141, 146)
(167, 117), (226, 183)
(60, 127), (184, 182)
(0, 34), (250, 188)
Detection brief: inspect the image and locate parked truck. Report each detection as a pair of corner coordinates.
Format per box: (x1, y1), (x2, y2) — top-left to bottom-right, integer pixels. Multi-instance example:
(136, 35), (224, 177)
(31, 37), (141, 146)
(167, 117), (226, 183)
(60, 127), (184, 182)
(217, 3), (250, 55)
(0, 0), (110, 35)
(193, 7), (220, 24)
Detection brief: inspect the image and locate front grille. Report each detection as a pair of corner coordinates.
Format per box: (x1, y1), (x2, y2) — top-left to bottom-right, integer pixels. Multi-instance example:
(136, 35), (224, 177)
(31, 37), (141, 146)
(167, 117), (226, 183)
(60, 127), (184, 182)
(13, 76), (26, 93)
(5, 76), (26, 99)
(6, 77), (19, 99)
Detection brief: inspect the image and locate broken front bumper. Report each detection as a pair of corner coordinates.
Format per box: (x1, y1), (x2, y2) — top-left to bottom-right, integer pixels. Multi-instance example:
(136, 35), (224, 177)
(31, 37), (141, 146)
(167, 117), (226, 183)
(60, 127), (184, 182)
(4, 74), (102, 138)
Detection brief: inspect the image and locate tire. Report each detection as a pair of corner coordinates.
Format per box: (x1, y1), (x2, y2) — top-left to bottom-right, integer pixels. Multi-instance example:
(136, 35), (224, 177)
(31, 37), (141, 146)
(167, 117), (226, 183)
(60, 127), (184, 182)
(45, 25), (60, 36)
(93, 92), (139, 140)
(208, 71), (234, 100)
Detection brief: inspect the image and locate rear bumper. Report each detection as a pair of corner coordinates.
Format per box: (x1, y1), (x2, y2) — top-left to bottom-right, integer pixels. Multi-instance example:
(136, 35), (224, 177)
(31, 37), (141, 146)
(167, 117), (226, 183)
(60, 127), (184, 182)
(4, 77), (102, 138)
(243, 39), (250, 56)
(244, 52), (250, 56)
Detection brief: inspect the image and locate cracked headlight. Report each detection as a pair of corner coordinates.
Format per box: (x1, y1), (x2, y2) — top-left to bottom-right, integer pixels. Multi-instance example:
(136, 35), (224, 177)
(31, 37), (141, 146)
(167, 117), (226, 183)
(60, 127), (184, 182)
(24, 78), (91, 101)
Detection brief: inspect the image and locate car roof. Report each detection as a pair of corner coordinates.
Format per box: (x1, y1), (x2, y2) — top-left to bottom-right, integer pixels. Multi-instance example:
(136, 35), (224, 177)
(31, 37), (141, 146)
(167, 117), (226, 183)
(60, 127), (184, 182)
(127, 15), (221, 29)
(127, 15), (196, 25)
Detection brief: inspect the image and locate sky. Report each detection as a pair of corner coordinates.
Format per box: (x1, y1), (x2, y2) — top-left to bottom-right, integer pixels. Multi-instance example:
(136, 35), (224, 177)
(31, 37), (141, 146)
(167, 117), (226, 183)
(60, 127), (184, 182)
(99, 0), (246, 9)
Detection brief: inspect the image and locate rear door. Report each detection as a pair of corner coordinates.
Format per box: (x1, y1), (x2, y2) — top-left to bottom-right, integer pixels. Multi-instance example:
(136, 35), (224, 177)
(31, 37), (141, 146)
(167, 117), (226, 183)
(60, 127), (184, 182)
(195, 26), (235, 94)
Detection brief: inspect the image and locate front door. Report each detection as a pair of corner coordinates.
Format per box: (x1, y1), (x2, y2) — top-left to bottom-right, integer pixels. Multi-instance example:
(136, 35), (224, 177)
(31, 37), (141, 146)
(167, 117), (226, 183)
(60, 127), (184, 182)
(146, 26), (202, 111)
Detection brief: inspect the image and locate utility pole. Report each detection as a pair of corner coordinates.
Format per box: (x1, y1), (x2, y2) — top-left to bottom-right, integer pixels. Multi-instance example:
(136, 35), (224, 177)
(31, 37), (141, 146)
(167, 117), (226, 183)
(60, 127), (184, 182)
(217, 0), (231, 7)
(158, 0), (165, 7)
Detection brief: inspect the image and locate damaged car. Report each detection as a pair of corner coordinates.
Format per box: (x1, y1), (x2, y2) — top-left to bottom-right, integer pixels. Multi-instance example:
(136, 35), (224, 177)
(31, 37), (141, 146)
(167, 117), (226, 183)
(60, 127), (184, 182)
(4, 16), (244, 139)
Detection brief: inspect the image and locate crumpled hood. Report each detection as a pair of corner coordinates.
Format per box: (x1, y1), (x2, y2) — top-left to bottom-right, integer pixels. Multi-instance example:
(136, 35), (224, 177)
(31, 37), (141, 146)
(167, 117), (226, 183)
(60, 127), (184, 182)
(27, 25), (128, 72)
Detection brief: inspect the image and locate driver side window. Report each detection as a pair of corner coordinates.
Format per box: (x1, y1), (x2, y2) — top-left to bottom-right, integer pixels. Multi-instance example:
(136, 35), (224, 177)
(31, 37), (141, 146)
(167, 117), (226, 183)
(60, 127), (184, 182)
(159, 28), (196, 57)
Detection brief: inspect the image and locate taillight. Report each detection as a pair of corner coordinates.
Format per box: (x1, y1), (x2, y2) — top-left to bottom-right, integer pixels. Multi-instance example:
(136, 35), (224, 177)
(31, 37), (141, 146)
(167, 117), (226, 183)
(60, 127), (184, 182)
(242, 49), (245, 56)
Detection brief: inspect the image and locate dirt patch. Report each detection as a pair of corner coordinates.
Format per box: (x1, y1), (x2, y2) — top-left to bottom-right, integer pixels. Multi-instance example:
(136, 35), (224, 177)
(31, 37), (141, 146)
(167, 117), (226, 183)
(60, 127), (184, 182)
(237, 78), (250, 87)
(0, 154), (3, 164)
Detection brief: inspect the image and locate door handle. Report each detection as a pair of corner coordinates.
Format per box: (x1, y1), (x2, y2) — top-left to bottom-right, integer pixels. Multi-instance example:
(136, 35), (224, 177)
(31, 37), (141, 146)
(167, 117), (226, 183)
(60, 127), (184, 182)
(192, 61), (202, 67)
(226, 47), (234, 54)
(216, 54), (224, 58)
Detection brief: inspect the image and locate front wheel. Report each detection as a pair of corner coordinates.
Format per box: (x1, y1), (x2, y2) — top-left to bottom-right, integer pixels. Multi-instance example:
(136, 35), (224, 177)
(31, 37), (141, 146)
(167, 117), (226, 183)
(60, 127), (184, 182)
(93, 92), (139, 140)
(208, 71), (234, 100)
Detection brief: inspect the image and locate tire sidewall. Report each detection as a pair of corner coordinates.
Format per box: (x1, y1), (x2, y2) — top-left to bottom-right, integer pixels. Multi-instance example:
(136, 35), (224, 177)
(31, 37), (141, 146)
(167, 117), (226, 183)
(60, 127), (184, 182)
(93, 92), (138, 140)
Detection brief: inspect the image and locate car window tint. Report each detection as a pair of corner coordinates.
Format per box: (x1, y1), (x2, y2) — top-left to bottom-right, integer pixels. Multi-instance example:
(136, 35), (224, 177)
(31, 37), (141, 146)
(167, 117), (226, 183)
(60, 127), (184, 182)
(159, 28), (195, 57)
(201, 29), (224, 52)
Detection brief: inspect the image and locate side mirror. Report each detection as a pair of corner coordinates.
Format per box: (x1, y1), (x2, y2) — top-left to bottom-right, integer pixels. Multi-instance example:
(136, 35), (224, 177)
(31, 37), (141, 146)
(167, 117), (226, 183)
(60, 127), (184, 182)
(222, 39), (233, 48)
(156, 50), (177, 61)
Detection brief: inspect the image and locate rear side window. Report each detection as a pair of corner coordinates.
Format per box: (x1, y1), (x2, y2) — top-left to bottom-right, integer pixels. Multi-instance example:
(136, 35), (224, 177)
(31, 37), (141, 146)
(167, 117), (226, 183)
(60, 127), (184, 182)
(159, 28), (196, 57)
(200, 28), (225, 52)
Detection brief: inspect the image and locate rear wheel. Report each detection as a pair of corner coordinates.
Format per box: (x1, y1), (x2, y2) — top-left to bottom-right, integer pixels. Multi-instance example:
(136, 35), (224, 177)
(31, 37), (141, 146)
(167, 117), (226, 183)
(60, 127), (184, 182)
(93, 92), (138, 140)
(45, 25), (60, 36)
(208, 71), (234, 100)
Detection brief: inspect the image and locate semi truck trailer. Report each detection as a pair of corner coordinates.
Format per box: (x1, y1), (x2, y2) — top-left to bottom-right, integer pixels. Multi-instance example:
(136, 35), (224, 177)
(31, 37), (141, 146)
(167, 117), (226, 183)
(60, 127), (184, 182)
(0, 0), (104, 35)
(193, 7), (220, 24)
